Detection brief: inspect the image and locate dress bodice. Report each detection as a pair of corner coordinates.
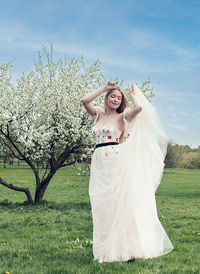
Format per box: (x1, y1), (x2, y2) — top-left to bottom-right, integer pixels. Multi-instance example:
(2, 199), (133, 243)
(92, 125), (122, 145)
(92, 106), (132, 145)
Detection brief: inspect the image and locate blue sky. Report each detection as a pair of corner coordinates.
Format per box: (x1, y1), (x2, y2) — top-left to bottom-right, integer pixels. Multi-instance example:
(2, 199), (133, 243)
(0, 0), (199, 148)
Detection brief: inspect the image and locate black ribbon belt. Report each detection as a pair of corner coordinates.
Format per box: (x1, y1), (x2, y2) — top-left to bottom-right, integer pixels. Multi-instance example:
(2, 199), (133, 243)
(95, 142), (119, 149)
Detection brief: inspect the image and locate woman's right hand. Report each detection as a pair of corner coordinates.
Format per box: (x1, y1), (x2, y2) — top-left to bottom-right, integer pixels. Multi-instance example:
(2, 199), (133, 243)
(103, 81), (118, 92)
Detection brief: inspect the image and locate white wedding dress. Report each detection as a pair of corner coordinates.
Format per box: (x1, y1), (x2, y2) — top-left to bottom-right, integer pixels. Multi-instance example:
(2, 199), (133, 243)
(89, 83), (173, 263)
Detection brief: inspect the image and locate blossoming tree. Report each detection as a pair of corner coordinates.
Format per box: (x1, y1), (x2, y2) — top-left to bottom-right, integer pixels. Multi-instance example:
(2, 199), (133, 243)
(0, 48), (154, 204)
(0, 49), (105, 203)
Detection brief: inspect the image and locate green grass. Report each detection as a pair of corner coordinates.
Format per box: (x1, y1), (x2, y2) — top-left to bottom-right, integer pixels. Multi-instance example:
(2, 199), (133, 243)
(0, 163), (200, 274)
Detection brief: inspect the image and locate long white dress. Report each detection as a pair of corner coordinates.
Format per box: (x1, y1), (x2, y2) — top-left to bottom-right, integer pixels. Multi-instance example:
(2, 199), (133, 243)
(89, 83), (173, 263)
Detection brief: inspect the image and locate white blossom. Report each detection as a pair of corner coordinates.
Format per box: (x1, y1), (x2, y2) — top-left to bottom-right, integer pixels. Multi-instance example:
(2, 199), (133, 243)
(0, 50), (104, 163)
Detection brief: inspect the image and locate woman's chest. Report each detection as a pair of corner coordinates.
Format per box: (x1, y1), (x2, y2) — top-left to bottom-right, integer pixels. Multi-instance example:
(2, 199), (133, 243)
(95, 113), (124, 133)
(92, 125), (122, 144)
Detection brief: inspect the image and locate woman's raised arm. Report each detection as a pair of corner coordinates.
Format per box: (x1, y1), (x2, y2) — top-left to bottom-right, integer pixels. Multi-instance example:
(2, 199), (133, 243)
(125, 83), (142, 122)
(81, 81), (118, 116)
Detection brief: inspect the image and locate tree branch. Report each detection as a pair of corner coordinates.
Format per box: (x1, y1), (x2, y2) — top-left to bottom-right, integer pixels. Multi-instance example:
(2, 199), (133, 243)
(57, 145), (80, 167)
(41, 161), (49, 182)
(60, 161), (76, 167)
(0, 135), (24, 160)
(0, 129), (40, 185)
(0, 177), (33, 203)
(49, 143), (56, 172)
(0, 129), (26, 160)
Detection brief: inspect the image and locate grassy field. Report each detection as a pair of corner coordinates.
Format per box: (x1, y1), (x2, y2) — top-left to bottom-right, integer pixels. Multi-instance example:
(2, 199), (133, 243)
(0, 163), (199, 274)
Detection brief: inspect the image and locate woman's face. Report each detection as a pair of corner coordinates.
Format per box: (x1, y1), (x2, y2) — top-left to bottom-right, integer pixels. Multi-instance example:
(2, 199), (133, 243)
(106, 89), (122, 110)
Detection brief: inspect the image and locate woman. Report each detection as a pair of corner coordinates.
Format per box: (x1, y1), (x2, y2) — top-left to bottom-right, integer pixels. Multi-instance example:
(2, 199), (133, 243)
(81, 81), (173, 263)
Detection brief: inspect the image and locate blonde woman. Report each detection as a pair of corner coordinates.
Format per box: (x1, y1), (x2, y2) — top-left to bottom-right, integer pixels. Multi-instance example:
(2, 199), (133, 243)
(81, 81), (173, 263)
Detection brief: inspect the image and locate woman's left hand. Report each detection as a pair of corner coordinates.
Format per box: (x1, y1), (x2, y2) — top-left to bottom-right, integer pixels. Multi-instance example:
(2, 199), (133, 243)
(129, 83), (135, 98)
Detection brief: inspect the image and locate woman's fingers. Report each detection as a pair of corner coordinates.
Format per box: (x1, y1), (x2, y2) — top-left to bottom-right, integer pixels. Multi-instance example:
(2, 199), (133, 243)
(108, 81), (118, 85)
(129, 83), (135, 95)
(129, 84), (134, 94)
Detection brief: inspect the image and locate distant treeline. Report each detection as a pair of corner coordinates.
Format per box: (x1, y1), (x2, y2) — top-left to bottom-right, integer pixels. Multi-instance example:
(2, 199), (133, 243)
(165, 143), (200, 169)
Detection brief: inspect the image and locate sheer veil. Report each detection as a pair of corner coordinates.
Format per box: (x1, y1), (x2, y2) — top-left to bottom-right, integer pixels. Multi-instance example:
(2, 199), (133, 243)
(122, 82), (169, 192)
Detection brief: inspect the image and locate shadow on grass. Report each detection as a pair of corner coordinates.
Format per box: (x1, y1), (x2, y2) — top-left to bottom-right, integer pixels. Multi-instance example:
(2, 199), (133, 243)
(0, 199), (91, 211)
(158, 192), (200, 198)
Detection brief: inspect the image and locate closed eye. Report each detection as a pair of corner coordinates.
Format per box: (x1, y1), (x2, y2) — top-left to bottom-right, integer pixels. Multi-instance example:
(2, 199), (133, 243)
(111, 95), (121, 100)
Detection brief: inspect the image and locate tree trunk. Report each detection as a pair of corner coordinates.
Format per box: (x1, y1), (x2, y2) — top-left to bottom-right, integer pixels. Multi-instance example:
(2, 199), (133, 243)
(34, 179), (52, 202)
(9, 159), (13, 165)
(34, 167), (57, 202)
(4, 158), (6, 168)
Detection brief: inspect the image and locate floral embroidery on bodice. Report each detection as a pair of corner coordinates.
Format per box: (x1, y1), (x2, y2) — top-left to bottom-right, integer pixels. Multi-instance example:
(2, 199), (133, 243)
(92, 125), (122, 145)
(91, 106), (133, 145)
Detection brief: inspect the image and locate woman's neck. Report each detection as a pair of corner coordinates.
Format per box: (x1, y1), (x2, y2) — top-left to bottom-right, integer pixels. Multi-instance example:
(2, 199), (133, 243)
(105, 107), (117, 116)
